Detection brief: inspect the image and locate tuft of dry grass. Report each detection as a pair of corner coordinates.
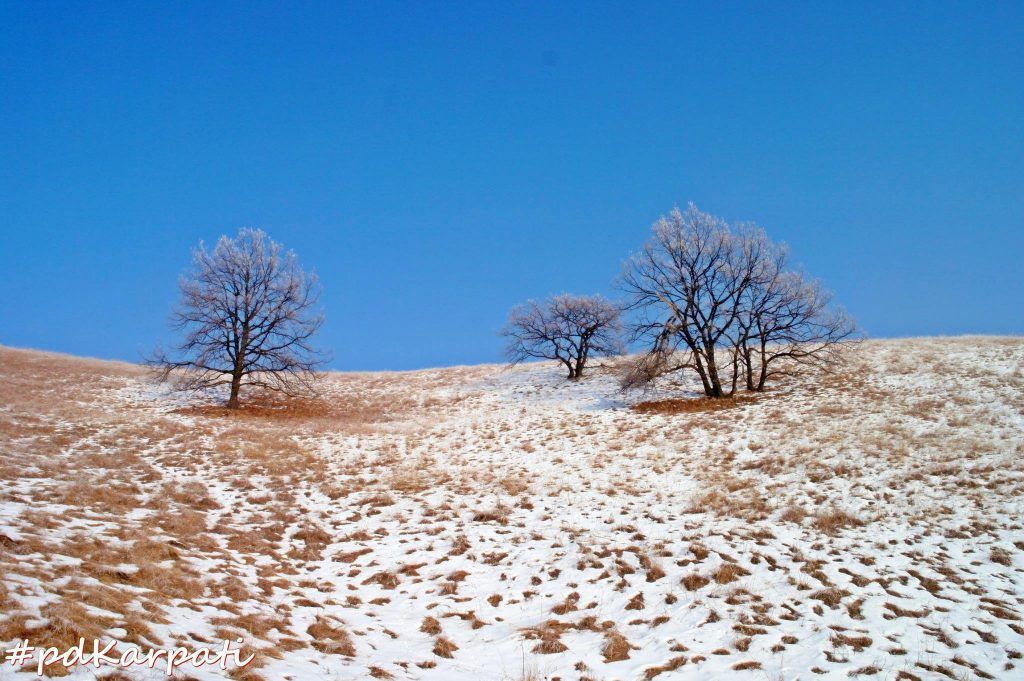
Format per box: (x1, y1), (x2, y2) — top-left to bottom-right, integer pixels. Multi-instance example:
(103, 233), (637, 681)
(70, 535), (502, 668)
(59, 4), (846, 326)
(472, 505), (510, 525)
(306, 617), (355, 656)
(712, 563), (750, 585)
(811, 587), (848, 607)
(813, 508), (865, 535)
(601, 630), (634, 662)
(362, 571), (401, 589)
(831, 632), (873, 651)
(990, 547), (1012, 566)
(420, 616), (442, 635)
(780, 505), (807, 523)
(643, 655), (687, 679)
(433, 636), (459, 659)
(681, 572), (710, 591)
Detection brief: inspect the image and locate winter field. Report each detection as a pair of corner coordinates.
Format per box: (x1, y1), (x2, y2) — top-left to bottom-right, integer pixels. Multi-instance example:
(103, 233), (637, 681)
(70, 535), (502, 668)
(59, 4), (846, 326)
(1, 337), (1023, 681)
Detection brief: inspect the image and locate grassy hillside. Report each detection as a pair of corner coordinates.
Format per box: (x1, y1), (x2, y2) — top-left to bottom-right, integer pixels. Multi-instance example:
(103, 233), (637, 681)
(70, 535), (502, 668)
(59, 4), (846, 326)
(1, 338), (1022, 680)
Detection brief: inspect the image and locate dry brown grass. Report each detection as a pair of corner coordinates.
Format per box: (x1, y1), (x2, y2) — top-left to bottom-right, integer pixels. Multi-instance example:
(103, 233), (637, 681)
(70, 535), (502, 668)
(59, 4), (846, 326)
(3, 340), (1023, 679)
(632, 395), (759, 415)
(644, 655), (687, 679)
(780, 505), (808, 523)
(811, 587), (848, 607)
(813, 508), (865, 535)
(170, 381), (422, 429)
(0, 602), (111, 676)
(681, 572), (710, 591)
(306, 616), (355, 656)
(433, 636), (459, 658)
(686, 483), (769, 521)
(831, 632), (873, 651)
(472, 505), (510, 525)
(990, 547), (1013, 566)
(601, 630), (634, 662)
(420, 616), (442, 635)
(712, 563), (750, 585)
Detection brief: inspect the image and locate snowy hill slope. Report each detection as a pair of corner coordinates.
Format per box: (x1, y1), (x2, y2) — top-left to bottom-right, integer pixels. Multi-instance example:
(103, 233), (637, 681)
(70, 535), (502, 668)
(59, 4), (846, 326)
(1, 338), (1022, 680)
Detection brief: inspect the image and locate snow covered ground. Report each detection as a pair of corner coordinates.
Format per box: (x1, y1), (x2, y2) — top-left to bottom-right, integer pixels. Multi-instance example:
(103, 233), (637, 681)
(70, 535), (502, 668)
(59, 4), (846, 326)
(1, 337), (1022, 680)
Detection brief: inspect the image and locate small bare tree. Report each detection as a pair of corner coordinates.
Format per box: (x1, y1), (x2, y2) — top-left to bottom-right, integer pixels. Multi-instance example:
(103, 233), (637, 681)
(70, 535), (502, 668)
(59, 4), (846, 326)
(153, 228), (325, 408)
(503, 294), (622, 379)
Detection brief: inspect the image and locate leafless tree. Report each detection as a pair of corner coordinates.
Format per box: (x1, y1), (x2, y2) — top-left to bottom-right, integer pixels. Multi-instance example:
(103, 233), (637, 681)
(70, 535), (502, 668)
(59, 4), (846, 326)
(621, 204), (856, 397)
(152, 228), (325, 408)
(503, 294), (623, 379)
(736, 255), (857, 391)
(620, 205), (762, 397)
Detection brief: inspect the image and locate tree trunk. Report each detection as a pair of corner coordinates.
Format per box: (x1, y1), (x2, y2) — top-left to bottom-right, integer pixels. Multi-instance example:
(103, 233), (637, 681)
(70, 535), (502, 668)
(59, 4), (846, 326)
(703, 344), (725, 398)
(227, 322), (249, 409)
(754, 340), (769, 391)
(573, 349), (588, 379)
(730, 352), (740, 394)
(692, 352), (714, 397)
(756, 360), (768, 391)
(227, 372), (242, 409)
(744, 346), (755, 391)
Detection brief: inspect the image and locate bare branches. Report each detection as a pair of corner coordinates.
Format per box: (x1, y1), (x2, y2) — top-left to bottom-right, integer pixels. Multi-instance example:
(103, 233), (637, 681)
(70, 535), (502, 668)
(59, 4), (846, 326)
(502, 294), (623, 379)
(152, 228), (326, 408)
(738, 268), (858, 391)
(621, 204), (858, 397)
(621, 204), (757, 397)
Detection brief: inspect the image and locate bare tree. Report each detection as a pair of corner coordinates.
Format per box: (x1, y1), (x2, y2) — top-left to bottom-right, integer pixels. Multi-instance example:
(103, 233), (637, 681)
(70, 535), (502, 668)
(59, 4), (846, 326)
(737, 263), (857, 391)
(620, 205), (762, 397)
(621, 204), (855, 397)
(153, 228), (325, 408)
(503, 294), (623, 379)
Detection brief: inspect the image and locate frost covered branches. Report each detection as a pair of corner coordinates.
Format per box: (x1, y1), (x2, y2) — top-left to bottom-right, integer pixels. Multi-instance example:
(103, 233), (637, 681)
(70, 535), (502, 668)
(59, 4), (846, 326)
(621, 204), (856, 397)
(503, 294), (623, 379)
(152, 228), (325, 408)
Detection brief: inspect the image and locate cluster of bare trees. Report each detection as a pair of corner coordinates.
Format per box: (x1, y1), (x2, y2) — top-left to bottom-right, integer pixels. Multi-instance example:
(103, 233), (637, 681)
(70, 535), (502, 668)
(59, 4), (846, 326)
(620, 204), (856, 397)
(157, 205), (854, 408)
(504, 204), (856, 396)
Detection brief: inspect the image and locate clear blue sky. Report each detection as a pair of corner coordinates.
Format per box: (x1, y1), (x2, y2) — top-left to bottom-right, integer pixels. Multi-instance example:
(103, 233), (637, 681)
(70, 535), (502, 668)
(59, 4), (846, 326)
(2, 2), (1021, 370)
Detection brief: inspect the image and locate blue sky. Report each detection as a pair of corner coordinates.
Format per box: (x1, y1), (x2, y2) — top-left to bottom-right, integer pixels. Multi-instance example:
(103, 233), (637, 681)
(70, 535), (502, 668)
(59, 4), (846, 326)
(2, 2), (1021, 370)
